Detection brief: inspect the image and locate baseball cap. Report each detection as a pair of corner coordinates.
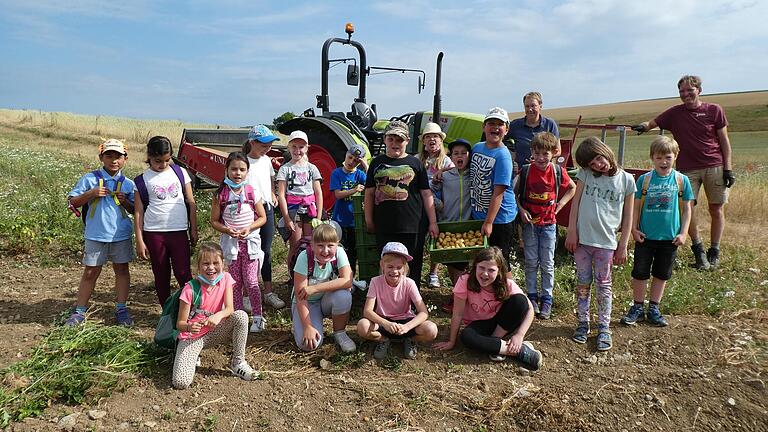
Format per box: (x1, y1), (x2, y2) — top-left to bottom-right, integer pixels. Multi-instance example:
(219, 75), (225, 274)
(347, 143), (365, 158)
(381, 242), (413, 261)
(448, 138), (472, 153)
(288, 130), (309, 144)
(384, 120), (409, 140)
(419, 122), (446, 140)
(248, 124), (280, 144)
(99, 138), (127, 155)
(484, 107), (509, 124)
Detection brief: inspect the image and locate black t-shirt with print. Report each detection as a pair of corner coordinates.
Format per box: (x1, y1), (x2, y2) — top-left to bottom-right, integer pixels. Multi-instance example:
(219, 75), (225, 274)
(365, 155), (429, 234)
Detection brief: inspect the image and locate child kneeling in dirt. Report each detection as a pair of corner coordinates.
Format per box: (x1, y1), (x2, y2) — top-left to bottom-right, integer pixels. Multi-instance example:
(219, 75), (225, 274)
(291, 224), (356, 353)
(434, 247), (542, 370)
(356, 242), (438, 360)
(172, 242), (258, 389)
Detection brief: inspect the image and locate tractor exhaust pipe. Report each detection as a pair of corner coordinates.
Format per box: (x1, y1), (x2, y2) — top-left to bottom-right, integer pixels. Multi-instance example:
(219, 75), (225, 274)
(432, 52), (443, 124)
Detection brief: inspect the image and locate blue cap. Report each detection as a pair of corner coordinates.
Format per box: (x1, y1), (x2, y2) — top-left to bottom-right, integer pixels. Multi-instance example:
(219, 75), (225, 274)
(347, 143), (365, 158)
(248, 124), (280, 144)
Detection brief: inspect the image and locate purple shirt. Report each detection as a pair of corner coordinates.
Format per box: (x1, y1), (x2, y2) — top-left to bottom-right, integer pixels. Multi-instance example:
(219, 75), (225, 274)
(654, 102), (727, 171)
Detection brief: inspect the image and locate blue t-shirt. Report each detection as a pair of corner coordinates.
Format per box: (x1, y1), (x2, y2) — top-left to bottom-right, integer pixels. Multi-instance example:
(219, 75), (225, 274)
(506, 116), (560, 166)
(69, 168), (135, 242)
(635, 170), (694, 241)
(469, 142), (517, 224)
(329, 167), (366, 227)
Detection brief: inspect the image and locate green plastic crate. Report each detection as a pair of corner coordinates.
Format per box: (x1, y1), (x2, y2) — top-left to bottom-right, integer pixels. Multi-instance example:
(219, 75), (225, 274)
(352, 194), (379, 279)
(428, 220), (487, 264)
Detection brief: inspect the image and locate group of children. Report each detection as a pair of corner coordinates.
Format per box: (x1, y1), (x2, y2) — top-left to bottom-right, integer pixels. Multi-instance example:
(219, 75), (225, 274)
(66, 108), (694, 388)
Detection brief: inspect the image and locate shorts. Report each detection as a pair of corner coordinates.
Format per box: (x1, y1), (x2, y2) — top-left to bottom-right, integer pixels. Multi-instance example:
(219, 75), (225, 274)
(683, 166), (728, 205)
(446, 262), (468, 272)
(377, 318), (417, 340)
(631, 239), (678, 281)
(288, 207), (314, 224)
(82, 239), (134, 266)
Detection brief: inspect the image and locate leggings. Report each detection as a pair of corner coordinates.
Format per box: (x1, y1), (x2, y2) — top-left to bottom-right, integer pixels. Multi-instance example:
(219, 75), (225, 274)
(260, 204), (275, 283)
(172, 310), (249, 389)
(291, 289), (352, 351)
(460, 294), (529, 354)
(574, 245), (614, 329)
(143, 230), (192, 305)
(230, 241), (262, 316)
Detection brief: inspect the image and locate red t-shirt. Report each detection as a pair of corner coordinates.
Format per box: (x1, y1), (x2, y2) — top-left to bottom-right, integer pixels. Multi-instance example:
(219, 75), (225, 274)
(654, 102), (727, 171)
(520, 163), (572, 225)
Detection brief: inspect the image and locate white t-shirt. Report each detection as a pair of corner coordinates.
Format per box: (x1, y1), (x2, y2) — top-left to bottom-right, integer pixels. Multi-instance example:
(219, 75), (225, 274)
(141, 166), (191, 232)
(247, 156), (275, 208)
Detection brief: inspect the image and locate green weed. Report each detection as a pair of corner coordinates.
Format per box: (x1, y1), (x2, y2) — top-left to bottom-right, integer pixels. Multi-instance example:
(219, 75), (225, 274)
(329, 350), (366, 369)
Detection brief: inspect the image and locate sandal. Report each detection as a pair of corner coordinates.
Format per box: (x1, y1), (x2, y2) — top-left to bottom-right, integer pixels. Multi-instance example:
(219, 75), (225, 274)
(597, 330), (613, 351)
(572, 322), (589, 344)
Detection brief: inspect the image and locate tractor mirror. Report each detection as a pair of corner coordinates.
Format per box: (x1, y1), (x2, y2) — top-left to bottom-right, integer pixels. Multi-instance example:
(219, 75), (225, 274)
(346, 64), (359, 86)
(418, 76), (423, 94)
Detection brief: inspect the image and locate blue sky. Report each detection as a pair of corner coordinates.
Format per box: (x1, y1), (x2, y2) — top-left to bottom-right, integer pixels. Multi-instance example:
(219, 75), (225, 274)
(1, 0), (766, 126)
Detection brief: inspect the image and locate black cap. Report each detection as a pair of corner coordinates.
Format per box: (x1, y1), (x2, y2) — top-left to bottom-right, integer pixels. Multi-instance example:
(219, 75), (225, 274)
(447, 138), (472, 153)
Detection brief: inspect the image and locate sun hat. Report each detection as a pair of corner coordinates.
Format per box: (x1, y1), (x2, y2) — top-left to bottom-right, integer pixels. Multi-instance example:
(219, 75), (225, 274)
(484, 107), (509, 124)
(383, 120), (409, 140)
(347, 143), (365, 158)
(419, 122), (446, 140)
(381, 242), (413, 261)
(448, 138), (472, 153)
(288, 130), (309, 144)
(248, 124), (280, 144)
(99, 139), (127, 155)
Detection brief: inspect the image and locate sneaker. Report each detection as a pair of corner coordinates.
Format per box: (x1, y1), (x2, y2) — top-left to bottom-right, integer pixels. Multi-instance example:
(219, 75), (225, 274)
(250, 315), (266, 333)
(373, 339), (391, 360)
(115, 308), (134, 327)
(597, 329), (613, 351)
(65, 311), (86, 327)
(539, 302), (552, 320)
(440, 298), (454, 314)
(527, 296), (541, 315)
(621, 303), (646, 325)
(403, 338), (417, 359)
(333, 331), (357, 353)
(229, 360), (260, 381)
(516, 341), (542, 371)
(646, 306), (669, 327)
(428, 273), (440, 288)
(691, 243), (710, 271)
(263, 292), (285, 309)
(707, 248), (720, 269)
(242, 297), (253, 313)
(488, 353), (506, 362)
(352, 279), (368, 292)
(572, 322), (589, 344)
(195, 356), (201, 367)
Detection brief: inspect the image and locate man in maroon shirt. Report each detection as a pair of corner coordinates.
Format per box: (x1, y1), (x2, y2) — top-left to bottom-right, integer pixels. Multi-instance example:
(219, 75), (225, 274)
(633, 75), (735, 270)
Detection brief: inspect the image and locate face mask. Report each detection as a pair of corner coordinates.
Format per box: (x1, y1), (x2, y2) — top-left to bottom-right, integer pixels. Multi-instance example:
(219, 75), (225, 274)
(197, 273), (223, 286)
(223, 177), (242, 189)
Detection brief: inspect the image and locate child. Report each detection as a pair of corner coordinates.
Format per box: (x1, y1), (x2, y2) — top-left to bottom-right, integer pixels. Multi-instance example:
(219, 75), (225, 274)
(364, 120), (439, 288)
(418, 122), (455, 288)
(243, 124), (285, 310)
(65, 139), (136, 326)
(277, 130), (323, 273)
(172, 242), (258, 389)
(329, 143), (368, 289)
(469, 107), (518, 265)
(134, 136), (198, 306)
(356, 242), (438, 359)
(622, 136), (693, 327)
(292, 223), (356, 352)
(565, 137), (636, 351)
(514, 132), (576, 319)
(211, 152), (267, 332)
(434, 247), (541, 370)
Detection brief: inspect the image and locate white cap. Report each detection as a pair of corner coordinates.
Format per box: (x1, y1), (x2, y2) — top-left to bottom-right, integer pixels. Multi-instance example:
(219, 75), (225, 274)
(288, 130), (309, 144)
(484, 107), (509, 124)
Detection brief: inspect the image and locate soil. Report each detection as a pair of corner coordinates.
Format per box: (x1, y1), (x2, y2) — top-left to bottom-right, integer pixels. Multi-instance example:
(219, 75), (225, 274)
(2, 258), (766, 432)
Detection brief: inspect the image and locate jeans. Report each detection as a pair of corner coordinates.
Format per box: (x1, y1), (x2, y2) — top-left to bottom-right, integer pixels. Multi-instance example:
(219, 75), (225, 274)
(522, 223), (556, 304)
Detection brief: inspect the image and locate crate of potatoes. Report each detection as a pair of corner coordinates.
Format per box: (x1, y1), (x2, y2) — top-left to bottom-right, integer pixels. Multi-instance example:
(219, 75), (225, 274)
(428, 220), (488, 264)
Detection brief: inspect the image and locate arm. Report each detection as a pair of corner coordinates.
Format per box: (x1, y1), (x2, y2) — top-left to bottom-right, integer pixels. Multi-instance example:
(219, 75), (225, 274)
(241, 200), (267, 238)
(631, 198), (645, 242)
(482, 185), (506, 237)
(402, 300), (430, 333)
(505, 297), (535, 355)
(333, 185), (364, 200)
(301, 264), (353, 298)
(434, 295), (466, 350)
(277, 180), (295, 233)
(632, 119), (659, 134)
(717, 126), (735, 187)
(362, 296), (399, 334)
(358, 157), (369, 173)
(674, 200), (692, 246)
(204, 281), (234, 327)
(420, 189), (439, 238)
(134, 196), (148, 260)
(293, 272), (321, 349)
(68, 185), (107, 208)
(614, 191), (634, 265)
(564, 180), (585, 252)
(117, 191), (134, 214)
(183, 182), (198, 245)
(364, 186), (375, 233)
(514, 177), (532, 224)
(555, 179), (577, 213)
(270, 175), (278, 207)
(176, 300), (202, 334)
(313, 179), (323, 218)
(210, 193), (239, 237)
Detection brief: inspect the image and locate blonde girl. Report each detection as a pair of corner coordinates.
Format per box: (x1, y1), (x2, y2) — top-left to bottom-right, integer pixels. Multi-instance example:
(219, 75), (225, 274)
(172, 242), (258, 389)
(211, 152), (267, 333)
(565, 137), (636, 351)
(277, 130), (323, 271)
(434, 247), (541, 369)
(356, 242), (438, 360)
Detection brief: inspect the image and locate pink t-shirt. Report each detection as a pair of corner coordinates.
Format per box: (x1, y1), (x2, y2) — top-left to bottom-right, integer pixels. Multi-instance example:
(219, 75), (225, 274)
(452, 274), (523, 325)
(654, 102), (727, 171)
(366, 275), (422, 321)
(177, 272), (234, 340)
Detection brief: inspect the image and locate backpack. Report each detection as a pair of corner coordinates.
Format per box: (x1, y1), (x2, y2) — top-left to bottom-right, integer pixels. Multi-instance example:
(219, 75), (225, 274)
(288, 239), (339, 283)
(517, 163), (563, 207)
(217, 184), (258, 223)
(638, 171), (684, 225)
(73, 170), (127, 224)
(154, 279), (202, 349)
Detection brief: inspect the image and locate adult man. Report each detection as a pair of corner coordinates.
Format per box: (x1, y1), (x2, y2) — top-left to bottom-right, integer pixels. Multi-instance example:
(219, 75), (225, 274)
(632, 75), (735, 270)
(506, 92), (560, 172)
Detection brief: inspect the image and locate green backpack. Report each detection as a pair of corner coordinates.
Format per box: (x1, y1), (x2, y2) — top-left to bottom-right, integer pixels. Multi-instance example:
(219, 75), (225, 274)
(154, 279), (202, 349)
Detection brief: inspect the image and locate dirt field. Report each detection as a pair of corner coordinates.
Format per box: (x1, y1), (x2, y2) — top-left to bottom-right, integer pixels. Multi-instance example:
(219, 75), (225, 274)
(2, 259), (766, 432)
